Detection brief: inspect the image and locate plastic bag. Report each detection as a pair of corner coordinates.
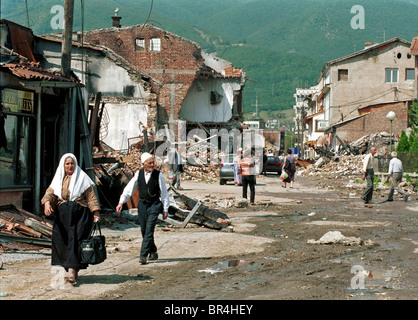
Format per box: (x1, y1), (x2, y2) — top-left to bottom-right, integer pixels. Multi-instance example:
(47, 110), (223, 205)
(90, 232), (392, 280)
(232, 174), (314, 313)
(280, 171), (288, 180)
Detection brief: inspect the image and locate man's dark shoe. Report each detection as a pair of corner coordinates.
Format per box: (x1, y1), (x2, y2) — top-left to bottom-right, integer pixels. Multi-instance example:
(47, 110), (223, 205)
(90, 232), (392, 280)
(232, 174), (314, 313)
(139, 255), (147, 264)
(149, 252), (158, 261)
(387, 199), (393, 202)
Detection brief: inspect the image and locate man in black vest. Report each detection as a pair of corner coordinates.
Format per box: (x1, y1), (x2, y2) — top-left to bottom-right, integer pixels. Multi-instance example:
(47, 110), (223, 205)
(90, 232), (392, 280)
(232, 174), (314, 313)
(116, 153), (169, 264)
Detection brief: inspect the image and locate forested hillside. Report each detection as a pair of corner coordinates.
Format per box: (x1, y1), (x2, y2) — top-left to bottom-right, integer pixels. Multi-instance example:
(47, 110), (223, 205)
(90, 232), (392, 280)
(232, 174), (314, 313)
(2, 0), (417, 120)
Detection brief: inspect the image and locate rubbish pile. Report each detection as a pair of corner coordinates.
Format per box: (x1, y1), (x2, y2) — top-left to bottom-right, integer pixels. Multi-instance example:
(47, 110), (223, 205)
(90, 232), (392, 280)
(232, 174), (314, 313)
(0, 205), (52, 250)
(299, 154), (364, 177)
(307, 231), (374, 246)
(299, 132), (400, 178)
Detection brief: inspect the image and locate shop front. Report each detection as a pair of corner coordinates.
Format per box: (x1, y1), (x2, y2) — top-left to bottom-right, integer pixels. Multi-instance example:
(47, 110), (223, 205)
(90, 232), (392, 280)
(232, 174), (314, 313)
(0, 88), (35, 208)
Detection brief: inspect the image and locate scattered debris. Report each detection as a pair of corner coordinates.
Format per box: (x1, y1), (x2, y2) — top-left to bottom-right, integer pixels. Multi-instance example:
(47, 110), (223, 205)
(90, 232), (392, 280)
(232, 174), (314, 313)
(0, 205), (53, 250)
(307, 231), (374, 246)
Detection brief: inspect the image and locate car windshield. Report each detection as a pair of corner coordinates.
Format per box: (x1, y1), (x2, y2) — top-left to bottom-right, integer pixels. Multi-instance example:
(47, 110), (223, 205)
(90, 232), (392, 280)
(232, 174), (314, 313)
(267, 157), (278, 162)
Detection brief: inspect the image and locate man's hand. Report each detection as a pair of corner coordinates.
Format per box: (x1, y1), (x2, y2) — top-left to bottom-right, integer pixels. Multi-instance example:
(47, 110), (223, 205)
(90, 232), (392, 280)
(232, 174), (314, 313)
(362, 172), (366, 181)
(162, 211), (168, 220)
(116, 203), (123, 214)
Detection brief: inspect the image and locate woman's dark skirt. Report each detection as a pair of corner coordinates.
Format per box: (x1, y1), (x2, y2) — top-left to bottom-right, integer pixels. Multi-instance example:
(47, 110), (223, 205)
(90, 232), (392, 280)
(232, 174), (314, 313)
(51, 201), (92, 271)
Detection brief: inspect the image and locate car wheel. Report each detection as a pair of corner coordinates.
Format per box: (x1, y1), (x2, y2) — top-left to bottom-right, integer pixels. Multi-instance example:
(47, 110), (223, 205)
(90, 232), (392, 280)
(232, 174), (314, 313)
(220, 179), (226, 185)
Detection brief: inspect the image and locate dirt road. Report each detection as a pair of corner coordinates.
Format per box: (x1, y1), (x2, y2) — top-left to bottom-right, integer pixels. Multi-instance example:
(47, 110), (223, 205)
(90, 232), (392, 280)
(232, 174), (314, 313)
(0, 174), (417, 303)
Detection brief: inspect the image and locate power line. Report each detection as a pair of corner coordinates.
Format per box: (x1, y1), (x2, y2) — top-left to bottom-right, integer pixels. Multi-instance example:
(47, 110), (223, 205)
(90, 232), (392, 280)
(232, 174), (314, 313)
(25, 0), (30, 28)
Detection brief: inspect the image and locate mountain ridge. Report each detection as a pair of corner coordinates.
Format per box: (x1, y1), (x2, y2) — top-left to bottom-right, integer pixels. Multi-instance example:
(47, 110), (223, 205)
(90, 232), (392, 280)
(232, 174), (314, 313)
(1, 0), (417, 120)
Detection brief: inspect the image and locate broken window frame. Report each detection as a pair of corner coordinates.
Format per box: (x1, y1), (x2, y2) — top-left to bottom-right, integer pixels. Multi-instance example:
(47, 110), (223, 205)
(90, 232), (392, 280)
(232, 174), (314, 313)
(149, 38), (161, 52)
(135, 38), (145, 51)
(338, 69), (348, 81)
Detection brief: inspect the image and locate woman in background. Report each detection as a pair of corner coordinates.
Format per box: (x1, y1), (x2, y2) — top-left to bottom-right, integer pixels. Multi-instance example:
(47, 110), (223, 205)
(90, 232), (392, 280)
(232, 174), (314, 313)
(282, 149), (296, 188)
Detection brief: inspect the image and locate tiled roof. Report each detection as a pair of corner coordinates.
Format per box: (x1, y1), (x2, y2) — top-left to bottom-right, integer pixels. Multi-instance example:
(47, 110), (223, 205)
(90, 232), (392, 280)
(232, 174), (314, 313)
(0, 48), (77, 82)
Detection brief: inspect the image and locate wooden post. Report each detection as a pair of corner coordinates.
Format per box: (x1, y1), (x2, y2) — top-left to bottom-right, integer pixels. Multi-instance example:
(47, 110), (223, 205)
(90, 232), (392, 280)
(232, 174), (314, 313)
(61, 0), (75, 78)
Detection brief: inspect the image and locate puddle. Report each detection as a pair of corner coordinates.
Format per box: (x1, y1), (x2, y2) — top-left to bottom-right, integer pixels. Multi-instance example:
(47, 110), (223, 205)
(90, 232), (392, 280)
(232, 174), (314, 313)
(198, 259), (260, 274)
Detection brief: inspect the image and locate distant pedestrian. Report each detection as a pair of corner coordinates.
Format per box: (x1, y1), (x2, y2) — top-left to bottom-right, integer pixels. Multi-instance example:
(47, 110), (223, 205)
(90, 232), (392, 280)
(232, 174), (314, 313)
(240, 149), (256, 205)
(262, 150), (267, 175)
(282, 149), (296, 188)
(42, 153), (101, 285)
(233, 148), (243, 186)
(386, 151), (409, 202)
(361, 146), (377, 204)
(168, 143), (183, 190)
(116, 153), (169, 265)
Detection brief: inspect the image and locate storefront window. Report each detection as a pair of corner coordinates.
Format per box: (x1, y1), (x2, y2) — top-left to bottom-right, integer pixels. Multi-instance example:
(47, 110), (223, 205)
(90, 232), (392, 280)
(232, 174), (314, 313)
(0, 88), (34, 187)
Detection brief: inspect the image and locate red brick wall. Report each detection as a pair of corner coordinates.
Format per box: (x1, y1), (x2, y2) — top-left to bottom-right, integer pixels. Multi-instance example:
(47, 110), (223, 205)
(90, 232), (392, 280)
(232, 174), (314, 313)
(335, 101), (409, 143)
(84, 25), (203, 125)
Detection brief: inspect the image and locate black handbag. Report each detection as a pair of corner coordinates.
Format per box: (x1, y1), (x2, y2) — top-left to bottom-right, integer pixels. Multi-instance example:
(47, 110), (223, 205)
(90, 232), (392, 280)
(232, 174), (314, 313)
(80, 222), (107, 265)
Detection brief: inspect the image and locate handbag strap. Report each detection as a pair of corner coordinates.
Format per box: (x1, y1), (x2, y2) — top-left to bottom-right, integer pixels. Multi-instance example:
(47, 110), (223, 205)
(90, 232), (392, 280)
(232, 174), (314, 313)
(89, 222), (102, 238)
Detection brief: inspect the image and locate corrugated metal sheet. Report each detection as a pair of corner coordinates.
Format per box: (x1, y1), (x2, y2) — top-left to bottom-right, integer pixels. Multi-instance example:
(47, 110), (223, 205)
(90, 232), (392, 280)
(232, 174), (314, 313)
(410, 37), (418, 55)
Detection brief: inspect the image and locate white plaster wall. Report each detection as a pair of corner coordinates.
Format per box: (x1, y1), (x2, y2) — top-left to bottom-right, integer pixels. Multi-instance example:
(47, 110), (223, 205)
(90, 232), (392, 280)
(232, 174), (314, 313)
(102, 102), (149, 151)
(329, 43), (415, 124)
(180, 78), (240, 122)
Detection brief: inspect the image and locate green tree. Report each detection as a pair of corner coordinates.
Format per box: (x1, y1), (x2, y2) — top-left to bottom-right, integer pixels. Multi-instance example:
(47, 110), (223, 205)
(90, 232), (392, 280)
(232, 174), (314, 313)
(408, 100), (418, 135)
(409, 131), (418, 152)
(397, 130), (409, 153)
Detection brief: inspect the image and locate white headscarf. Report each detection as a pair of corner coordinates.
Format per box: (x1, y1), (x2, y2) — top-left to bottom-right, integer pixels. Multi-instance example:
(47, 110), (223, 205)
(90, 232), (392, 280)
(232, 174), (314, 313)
(141, 152), (153, 164)
(49, 153), (94, 201)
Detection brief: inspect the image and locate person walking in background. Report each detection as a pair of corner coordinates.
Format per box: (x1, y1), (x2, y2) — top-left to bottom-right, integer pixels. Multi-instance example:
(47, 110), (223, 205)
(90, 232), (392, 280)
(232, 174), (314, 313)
(240, 148), (256, 205)
(282, 149), (296, 188)
(386, 151), (409, 202)
(116, 153), (169, 265)
(42, 153), (101, 285)
(262, 149), (267, 175)
(168, 143), (183, 190)
(361, 146), (377, 204)
(233, 148), (243, 186)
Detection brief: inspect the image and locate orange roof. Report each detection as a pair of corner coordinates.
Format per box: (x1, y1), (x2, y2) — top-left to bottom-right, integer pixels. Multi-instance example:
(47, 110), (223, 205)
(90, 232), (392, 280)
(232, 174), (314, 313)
(1, 50), (76, 82)
(410, 37), (418, 55)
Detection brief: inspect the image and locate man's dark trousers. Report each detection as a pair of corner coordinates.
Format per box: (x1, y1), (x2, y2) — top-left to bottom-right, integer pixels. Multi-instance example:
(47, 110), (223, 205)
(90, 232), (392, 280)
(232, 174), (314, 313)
(361, 169), (374, 204)
(242, 175), (256, 203)
(137, 199), (162, 257)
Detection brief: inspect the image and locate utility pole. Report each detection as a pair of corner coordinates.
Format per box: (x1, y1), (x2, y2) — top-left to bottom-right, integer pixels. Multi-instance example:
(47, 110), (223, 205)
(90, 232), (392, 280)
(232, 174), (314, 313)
(252, 95), (262, 118)
(61, 0), (75, 77)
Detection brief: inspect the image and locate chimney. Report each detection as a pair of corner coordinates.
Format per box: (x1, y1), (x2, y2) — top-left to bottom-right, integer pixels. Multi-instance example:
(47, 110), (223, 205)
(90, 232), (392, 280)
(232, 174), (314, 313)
(112, 8), (121, 28)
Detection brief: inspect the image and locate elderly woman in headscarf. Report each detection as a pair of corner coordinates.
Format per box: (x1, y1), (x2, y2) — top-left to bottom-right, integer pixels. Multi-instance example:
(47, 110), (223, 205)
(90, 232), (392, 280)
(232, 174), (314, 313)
(116, 152), (169, 265)
(41, 153), (100, 284)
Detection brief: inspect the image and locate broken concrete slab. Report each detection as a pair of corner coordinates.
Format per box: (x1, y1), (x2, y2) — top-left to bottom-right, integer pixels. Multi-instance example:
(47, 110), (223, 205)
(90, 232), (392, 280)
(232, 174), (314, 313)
(307, 231), (374, 246)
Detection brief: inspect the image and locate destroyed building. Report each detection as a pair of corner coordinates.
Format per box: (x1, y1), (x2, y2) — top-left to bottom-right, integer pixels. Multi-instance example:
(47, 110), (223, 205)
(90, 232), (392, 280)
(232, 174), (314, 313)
(81, 18), (247, 145)
(0, 20), (93, 215)
(298, 38), (416, 159)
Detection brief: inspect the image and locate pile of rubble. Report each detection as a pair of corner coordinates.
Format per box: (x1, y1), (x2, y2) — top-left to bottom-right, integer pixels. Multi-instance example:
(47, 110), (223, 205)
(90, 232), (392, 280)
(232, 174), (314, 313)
(0, 205), (52, 250)
(299, 132), (400, 178)
(299, 154), (364, 177)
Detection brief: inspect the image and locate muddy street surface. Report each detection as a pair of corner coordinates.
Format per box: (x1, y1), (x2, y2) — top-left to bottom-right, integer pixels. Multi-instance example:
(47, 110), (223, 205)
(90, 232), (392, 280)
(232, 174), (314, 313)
(0, 174), (417, 303)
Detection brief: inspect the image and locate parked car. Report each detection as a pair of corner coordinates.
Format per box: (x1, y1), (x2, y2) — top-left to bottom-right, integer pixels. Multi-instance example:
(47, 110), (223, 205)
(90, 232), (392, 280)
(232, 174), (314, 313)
(219, 154), (236, 185)
(263, 156), (282, 175)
